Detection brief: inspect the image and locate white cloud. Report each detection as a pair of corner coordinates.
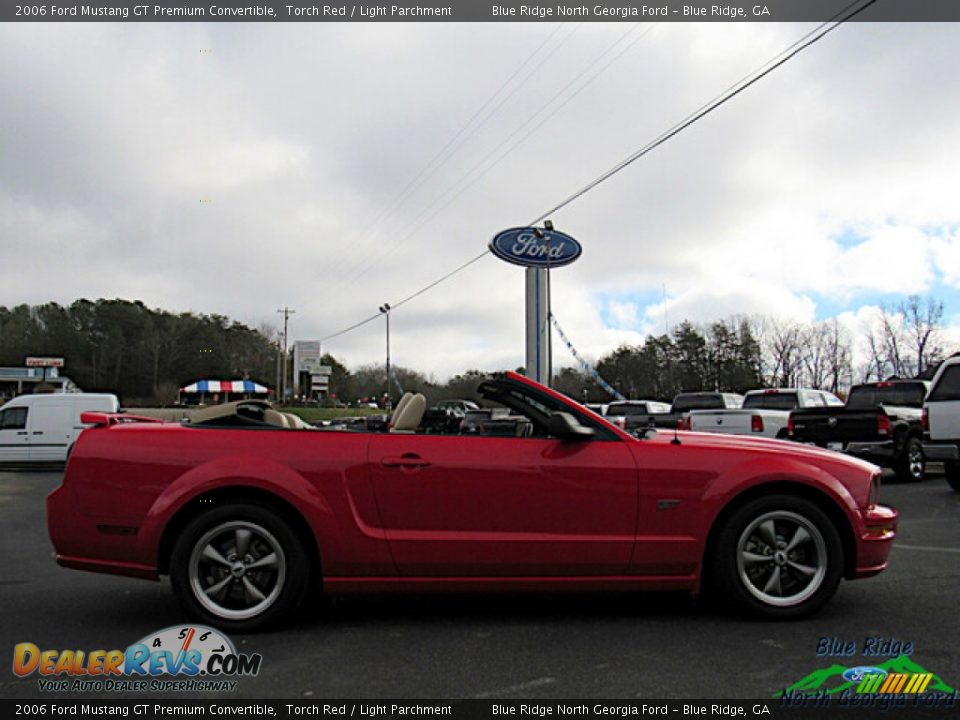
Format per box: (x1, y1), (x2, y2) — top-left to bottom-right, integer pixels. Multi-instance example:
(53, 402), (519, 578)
(2, 22), (960, 379)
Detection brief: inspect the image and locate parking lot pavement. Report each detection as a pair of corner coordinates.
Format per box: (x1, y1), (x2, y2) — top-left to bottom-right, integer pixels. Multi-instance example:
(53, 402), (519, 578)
(1, 469), (958, 699)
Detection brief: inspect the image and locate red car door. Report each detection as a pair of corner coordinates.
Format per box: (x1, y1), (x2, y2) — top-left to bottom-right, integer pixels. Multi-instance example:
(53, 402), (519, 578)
(368, 433), (639, 577)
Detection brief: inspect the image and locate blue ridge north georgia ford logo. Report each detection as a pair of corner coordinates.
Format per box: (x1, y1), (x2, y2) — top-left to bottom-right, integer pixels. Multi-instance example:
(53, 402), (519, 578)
(489, 227), (582, 268)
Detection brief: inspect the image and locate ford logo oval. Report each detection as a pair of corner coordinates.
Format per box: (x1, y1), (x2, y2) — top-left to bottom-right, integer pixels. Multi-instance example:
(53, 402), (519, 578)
(489, 227), (582, 268)
(842, 666), (888, 683)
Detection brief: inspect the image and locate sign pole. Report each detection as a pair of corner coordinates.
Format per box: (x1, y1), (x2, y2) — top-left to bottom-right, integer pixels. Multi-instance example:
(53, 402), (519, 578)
(525, 267), (551, 385)
(490, 223), (580, 390)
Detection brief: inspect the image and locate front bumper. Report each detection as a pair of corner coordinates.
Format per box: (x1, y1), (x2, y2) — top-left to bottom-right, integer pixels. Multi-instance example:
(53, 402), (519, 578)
(854, 504), (898, 578)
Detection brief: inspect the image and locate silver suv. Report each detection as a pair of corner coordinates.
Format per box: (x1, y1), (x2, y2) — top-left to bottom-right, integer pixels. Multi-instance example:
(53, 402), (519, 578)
(922, 354), (960, 491)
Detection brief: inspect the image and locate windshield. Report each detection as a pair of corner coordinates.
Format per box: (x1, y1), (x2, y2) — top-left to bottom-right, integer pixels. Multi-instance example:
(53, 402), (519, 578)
(847, 383), (926, 409)
(743, 393), (799, 410)
(672, 394), (723, 412)
(608, 403), (656, 416)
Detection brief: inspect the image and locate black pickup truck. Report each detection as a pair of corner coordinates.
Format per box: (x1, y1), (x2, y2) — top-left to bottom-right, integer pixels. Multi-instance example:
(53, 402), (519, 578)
(787, 379), (928, 481)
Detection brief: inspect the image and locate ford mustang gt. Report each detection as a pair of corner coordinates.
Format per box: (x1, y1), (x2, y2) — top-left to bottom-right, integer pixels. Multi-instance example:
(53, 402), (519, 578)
(47, 371), (897, 630)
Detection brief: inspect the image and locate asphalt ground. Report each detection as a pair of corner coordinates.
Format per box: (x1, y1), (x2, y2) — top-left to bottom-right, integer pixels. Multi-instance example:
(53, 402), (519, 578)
(1, 468), (958, 700)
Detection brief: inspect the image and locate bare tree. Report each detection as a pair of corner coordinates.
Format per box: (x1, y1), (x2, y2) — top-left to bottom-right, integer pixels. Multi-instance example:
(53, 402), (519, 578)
(899, 295), (944, 376)
(878, 305), (909, 377)
(823, 318), (853, 393)
(763, 318), (808, 387)
(803, 322), (830, 389)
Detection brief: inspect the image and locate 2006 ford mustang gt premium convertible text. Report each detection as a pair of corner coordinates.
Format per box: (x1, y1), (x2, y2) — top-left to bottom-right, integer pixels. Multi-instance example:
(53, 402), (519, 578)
(47, 372), (897, 630)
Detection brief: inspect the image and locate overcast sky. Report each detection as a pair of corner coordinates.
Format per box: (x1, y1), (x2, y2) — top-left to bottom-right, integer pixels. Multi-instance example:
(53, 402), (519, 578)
(2, 20), (959, 380)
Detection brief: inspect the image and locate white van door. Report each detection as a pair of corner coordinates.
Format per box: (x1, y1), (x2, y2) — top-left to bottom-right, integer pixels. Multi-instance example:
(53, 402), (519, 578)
(28, 401), (73, 462)
(0, 405), (30, 462)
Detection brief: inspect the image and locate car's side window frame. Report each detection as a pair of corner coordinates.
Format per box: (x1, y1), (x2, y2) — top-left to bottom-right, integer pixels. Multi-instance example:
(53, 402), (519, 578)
(929, 366), (960, 402)
(0, 407), (27, 430)
(481, 383), (619, 442)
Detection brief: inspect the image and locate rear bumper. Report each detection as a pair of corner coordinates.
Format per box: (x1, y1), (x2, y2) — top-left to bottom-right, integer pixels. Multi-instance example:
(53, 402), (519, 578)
(47, 481), (158, 581)
(854, 504), (898, 579)
(922, 442), (959, 462)
(845, 440), (897, 465)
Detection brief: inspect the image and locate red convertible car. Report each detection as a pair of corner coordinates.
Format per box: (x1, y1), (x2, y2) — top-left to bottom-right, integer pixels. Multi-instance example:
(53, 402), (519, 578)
(47, 372), (897, 630)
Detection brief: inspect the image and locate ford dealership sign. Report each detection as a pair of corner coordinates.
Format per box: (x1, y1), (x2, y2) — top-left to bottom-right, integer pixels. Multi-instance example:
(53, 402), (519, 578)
(489, 227), (582, 268)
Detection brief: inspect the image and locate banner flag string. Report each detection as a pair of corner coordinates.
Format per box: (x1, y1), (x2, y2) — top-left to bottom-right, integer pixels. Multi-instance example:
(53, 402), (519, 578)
(549, 312), (627, 402)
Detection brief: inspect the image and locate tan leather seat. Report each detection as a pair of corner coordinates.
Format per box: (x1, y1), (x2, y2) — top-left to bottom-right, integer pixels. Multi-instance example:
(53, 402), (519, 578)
(284, 412), (310, 429)
(263, 409), (290, 428)
(390, 393), (426, 433)
(389, 393), (414, 428)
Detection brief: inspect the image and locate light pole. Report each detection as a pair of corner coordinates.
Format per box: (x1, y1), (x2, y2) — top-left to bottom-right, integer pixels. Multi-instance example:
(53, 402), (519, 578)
(379, 303), (391, 408)
(277, 307), (295, 403)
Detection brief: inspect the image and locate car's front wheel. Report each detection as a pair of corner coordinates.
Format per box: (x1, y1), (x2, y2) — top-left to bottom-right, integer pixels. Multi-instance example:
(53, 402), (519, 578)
(711, 495), (843, 619)
(170, 503), (310, 632)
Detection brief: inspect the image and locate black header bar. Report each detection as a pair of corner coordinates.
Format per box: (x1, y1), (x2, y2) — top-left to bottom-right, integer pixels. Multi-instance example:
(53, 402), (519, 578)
(2, 698), (959, 719)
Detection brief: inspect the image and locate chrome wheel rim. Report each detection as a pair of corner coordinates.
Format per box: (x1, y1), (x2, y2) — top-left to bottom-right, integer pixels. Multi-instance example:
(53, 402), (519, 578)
(736, 511), (827, 608)
(189, 521), (286, 621)
(908, 443), (924, 479)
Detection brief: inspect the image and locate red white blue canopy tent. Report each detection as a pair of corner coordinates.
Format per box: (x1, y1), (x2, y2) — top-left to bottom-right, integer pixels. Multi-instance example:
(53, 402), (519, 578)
(179, 380), (269, 398)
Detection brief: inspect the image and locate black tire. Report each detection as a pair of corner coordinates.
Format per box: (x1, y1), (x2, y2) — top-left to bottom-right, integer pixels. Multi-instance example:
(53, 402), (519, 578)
(945, 461), (960, 492)
(895, 436), (925, 483)
(170, 503), (311, 632)
(710, 494), (844, 620)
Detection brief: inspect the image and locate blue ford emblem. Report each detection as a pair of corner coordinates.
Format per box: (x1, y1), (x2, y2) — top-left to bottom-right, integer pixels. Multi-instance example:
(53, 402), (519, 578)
(842, 666), (887, 683)
(489, 227), (582, 268)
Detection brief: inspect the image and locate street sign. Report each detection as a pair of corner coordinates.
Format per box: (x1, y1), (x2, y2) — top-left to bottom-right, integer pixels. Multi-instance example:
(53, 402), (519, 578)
(25, 357), (64, 368)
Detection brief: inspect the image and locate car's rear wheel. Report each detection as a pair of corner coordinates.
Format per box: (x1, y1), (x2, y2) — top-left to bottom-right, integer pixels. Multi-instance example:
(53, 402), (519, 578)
(944, 461), (960, 492)
(170, 503), (310, 631)
(711, 495), (843, 619)
(896, 436), (925, 482)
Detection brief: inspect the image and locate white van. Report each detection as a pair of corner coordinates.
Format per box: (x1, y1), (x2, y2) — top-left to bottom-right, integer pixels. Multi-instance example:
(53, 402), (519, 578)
(0, 393), (120, 463)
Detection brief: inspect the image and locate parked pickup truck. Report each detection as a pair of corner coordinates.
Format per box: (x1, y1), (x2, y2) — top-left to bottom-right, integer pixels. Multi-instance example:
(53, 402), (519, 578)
(689, 388), (844, 439)
(604, 400), (672, 433)
(921, 354), (960, 491)
(787, 380), (929, 482)
(673, 392), (744, 430)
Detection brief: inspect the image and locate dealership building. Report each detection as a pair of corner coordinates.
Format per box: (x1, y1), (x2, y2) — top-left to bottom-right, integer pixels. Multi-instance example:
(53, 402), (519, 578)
(0, 362), (77, 400)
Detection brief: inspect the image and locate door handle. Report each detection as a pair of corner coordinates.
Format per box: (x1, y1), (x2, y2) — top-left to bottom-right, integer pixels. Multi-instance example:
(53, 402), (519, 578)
(381, 454), (431, 469)
(32, 431), (44, 435)
(16, 431), (28, 435)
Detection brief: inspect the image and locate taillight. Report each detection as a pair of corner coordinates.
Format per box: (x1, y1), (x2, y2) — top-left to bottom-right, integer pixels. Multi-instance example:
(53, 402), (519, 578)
(921, 407), (929, 431)
(615, 417), (626, 428)
(877, 414), (892, 436)
(678, 416), (690, 430)
(787, 415), (795, 436)
(751, 415), (764, 433)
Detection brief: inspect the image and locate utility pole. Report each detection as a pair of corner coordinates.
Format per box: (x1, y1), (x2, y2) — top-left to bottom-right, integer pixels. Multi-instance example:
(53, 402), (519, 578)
(276, 307), (295, 404)
(379, 303), (391, 408)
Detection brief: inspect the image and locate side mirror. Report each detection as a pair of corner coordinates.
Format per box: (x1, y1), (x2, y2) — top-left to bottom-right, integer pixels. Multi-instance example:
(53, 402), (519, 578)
(547, 412), (595, 442)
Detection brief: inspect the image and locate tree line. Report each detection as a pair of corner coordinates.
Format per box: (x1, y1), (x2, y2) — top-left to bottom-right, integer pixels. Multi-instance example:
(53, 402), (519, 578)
(0, 299), (278, 404)
(0, 295), (949, 405)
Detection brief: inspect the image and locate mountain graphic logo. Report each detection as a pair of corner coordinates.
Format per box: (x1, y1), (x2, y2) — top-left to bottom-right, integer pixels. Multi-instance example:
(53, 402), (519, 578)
(776, 655), (956, 698)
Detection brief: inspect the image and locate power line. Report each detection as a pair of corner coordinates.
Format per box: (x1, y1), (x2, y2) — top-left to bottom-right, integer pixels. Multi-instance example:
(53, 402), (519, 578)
(324, 24), (579, 295)
(342, 23), (657, 286)
(530, 0), (877, 224)
(320, 0), (877, 345)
